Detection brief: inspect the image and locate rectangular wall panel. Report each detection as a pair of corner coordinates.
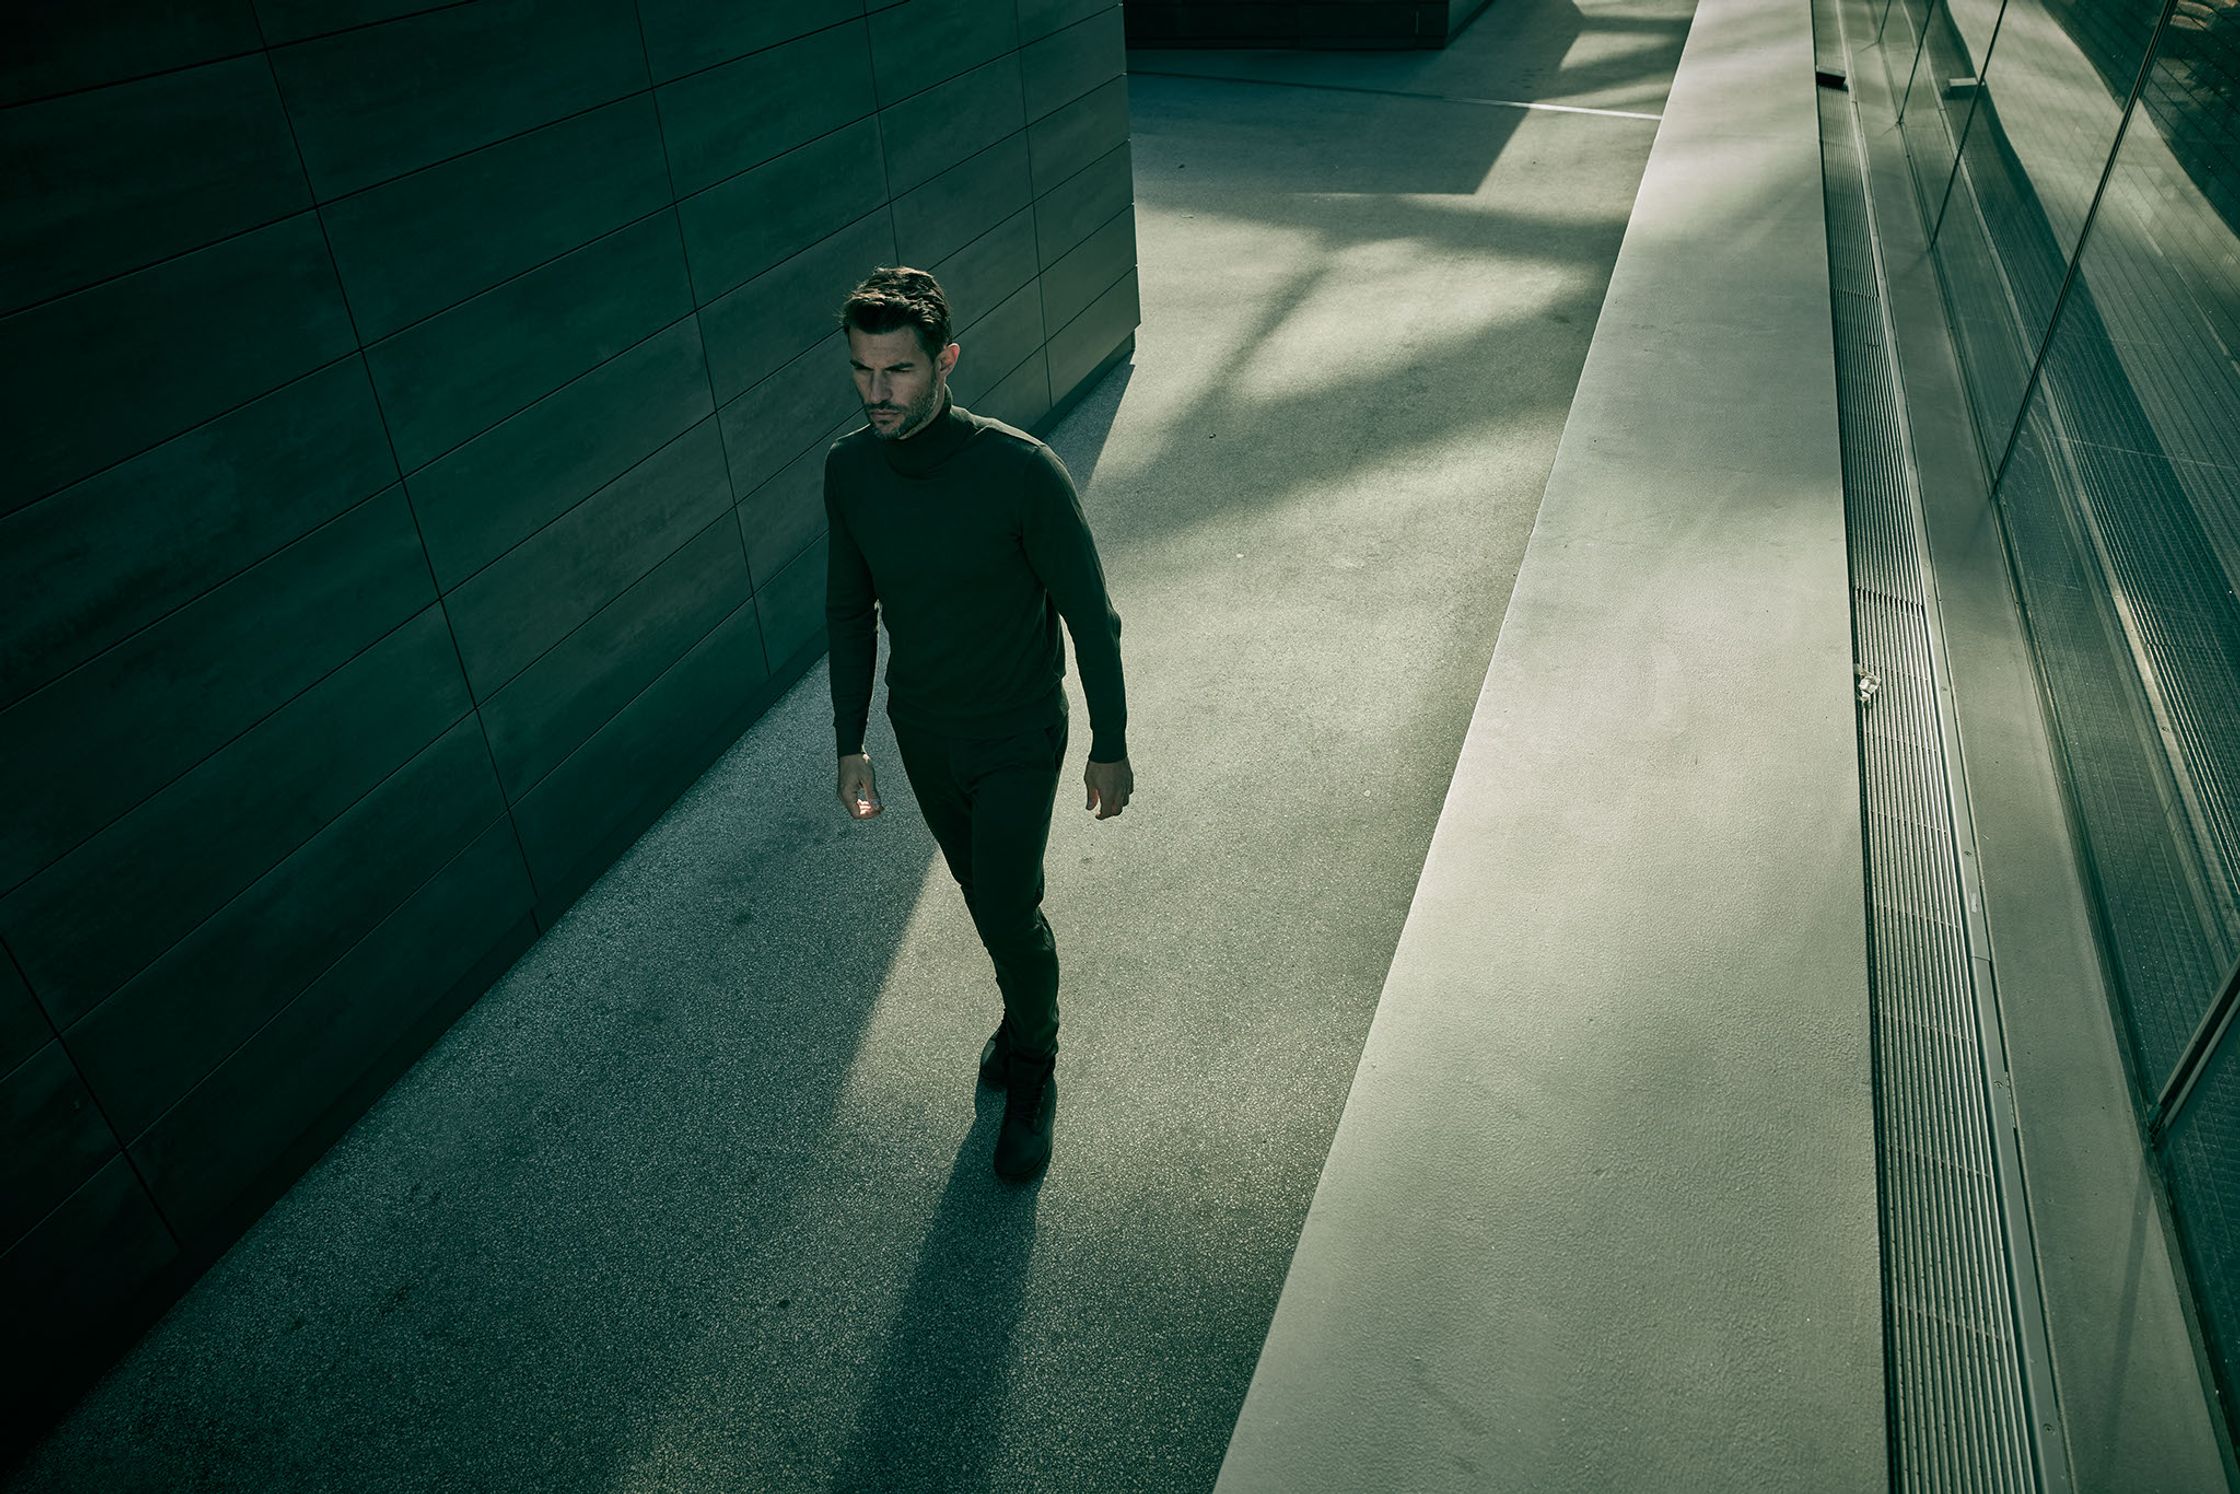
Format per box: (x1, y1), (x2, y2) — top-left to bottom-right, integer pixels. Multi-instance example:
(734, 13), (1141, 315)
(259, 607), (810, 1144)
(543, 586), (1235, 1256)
(1028, 75), (1130, 191)
(932, 208), (1040, 325)
(893, 134), (1037, 267)
(1041, 206), (1136, 335)
(0, 1042), (116, 1248)
(880, 54), (1030, 198)
(956, 279), (1049, 404)
(739, 416), (860, 589)
(0, 56), (309, 316)
(700, 211), (900, 402)
(509, 599), (769, 897)
(1035, 140), (1133, 266)
(130, 816), (534, 1246)
(1022, 0), (1115, 44)
(636, 0), (863, 84)
(68, 718), (502, 1141)
(654, 23), (877, 197)
(1020, 5), (1125, 123)
(868, 0), (1021, 104)
(979, 344), (1055, 433)
(0, 957), (51, 1079)
(677, 118), (892, 306)
(320, 94), (673, 343)
(267, 0), (648, 200)
(363, 211), (694, 472)
(1047, 266), (1140, 396)
(479, 516), (752, 799)
(0, 212), (357, 512)
(445, 420), (734, 699)
(0, 358), (398, 708)
(0, 487), (434, 892)
(1, 1), (262, 106)
(718, 332), (865, 499)
(755, 533), (832, 676)
(406, 315), (714, 593)
(0, 1155), (178, 1357)
(0, 609), (470, 1023)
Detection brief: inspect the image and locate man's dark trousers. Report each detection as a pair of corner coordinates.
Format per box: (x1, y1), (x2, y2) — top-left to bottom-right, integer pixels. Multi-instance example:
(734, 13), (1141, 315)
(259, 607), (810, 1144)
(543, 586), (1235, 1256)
(888, 701), (1069, 1058)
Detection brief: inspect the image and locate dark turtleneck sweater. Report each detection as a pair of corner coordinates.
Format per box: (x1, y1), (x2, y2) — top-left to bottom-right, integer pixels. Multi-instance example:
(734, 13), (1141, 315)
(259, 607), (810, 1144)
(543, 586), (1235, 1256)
(823, 386), (1128, 763)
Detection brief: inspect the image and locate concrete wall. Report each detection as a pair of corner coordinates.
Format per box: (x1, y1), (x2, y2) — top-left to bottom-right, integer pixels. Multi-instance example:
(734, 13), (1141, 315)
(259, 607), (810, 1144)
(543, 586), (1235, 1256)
(1123, 0), (1496, 48)
(0, 0), (1137, 1450)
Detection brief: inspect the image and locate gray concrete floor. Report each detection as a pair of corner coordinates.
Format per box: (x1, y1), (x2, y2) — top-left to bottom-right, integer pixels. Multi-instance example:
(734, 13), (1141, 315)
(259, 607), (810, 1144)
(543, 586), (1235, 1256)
(7, 5), (1692, 1489)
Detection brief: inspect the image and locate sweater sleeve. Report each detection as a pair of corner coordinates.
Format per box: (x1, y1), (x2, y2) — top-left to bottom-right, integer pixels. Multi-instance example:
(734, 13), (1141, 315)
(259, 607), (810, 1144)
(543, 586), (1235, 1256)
(824, 447), (878, 758)
(1019, 443), (1128, 762)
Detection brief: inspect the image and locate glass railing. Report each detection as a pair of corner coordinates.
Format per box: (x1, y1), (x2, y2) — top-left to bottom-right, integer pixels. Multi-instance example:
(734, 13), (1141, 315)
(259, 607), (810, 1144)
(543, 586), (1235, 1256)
(1884, 0), (2240, 1451)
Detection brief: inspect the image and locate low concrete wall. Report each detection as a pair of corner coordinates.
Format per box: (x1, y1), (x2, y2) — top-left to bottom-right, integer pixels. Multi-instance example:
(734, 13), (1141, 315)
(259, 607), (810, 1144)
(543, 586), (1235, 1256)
(1212, 0), (1888, 1486)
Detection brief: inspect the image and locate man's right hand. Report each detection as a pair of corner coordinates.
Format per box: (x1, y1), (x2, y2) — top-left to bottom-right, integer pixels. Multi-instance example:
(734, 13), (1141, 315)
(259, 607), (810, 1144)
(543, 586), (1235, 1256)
(837, 752), (883, 819)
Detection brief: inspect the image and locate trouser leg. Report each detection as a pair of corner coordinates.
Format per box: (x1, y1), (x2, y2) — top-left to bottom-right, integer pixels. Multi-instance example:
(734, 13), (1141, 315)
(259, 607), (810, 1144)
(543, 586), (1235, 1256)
(890, 711), (1068, 1057)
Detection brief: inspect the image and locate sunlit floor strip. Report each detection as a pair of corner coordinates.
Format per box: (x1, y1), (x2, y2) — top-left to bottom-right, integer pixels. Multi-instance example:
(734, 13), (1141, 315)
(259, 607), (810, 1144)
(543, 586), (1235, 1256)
(1128, 68), (1666, 121)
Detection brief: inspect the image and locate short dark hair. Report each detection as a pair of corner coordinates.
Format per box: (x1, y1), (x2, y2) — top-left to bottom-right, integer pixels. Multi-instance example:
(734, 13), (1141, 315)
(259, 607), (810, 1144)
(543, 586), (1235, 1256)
(837, 266), (952, 363)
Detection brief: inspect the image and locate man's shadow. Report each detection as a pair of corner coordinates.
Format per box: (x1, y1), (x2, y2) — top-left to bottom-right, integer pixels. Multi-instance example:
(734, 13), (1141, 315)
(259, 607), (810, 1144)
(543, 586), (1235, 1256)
(823, 1082), (1045, 1493)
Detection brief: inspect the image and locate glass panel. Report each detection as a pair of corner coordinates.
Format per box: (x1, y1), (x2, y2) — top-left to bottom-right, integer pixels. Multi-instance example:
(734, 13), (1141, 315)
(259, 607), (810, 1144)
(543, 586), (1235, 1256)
(1992, 417), (2234, 1079)
(2161, 1018), (2239, 1455)
(1919, 0), (2166, 450)
(2018, 4), (2240, 1033)
(1895, 0), (2240, 1447)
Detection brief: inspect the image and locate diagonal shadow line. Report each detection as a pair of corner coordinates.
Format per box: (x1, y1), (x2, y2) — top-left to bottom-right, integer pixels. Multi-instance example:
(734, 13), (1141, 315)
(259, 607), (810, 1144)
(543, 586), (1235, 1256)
(1127, 68), (1665, 121)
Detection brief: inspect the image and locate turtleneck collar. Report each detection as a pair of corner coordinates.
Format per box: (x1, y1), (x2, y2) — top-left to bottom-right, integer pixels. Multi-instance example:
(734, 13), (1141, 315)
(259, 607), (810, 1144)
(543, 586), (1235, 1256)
(877, 383), (973, 477)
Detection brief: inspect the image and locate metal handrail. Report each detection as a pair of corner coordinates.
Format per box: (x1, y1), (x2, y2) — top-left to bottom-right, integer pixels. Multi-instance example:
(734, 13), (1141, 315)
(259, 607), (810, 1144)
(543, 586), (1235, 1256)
(2150, 948), (2240, 1144)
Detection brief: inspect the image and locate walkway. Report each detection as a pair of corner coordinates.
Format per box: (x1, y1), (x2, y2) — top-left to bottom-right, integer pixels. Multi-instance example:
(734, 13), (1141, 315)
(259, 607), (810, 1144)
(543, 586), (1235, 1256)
(6, 2), (1694, 1488)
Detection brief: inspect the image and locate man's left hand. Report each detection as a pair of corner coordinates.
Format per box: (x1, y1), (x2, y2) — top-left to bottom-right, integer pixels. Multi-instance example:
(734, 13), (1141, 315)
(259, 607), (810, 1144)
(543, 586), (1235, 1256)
(1085, 757), (1133, 820)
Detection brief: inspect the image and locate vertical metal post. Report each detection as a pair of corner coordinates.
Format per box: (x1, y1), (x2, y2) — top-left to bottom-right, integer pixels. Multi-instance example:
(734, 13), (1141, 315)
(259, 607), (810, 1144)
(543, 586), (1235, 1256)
(2151, 950), (2240, 1144)
(1926, 0), (2013, 248)
(1984, 0), (2184, 500)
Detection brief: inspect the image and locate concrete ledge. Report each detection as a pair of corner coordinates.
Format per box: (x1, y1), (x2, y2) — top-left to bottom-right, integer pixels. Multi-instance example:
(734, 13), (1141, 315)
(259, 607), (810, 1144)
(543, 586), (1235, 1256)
(1212, 0), (1887, 1488)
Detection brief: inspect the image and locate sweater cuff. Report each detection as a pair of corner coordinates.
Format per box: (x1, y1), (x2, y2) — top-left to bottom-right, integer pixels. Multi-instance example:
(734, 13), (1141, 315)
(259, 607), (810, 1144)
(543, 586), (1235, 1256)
(1089, 729), (1127, 764)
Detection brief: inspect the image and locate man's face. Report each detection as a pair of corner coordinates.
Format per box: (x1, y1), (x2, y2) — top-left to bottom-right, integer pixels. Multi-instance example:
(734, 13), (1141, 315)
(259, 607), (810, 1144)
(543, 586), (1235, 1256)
(848, 326), (958, 441)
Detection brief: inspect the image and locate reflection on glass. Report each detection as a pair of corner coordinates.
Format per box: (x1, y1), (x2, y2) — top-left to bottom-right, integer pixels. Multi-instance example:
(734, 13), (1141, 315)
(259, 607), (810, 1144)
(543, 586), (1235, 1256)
(1912, 0), (2164, 437)
(1892, 0), (2240, 1451)
(2160, 1024), (2239, 1458)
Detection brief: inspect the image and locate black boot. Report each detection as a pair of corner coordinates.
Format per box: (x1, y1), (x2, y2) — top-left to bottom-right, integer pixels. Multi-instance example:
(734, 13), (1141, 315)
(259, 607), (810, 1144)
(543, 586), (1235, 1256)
(978, 1021), (1012, 1088)
(993, 1049), (1056, 1181)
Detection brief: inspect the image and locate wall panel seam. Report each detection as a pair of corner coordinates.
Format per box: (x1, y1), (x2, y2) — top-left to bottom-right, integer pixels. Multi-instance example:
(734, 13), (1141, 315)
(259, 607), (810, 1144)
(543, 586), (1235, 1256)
(0, 45), (272, 114)
(450, 431), (735, 703)
(112, 801), (517, 1154)
(254, 1), (476, 55)
(256, 22), (539, 994)
(49, 694), (481, 1046)
(0, 202), (319, 327)
(671, 111), (890, 232)
(626, 0), (760, 612)
(642, 14), (871, 92)
(1032, 136), (1130, 205)
(1021, 5), (1126, 127)
(1046, 262), (1139, 345)
(504, 592), (761, 810)
(285, 86), (649, 210)
(0, 493), (430, 902)
(0, 348), (368, 524)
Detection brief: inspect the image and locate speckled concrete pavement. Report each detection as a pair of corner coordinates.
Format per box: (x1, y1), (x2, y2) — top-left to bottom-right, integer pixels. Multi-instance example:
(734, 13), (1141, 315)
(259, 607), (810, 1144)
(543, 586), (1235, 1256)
(7, 4), (1692, 1489)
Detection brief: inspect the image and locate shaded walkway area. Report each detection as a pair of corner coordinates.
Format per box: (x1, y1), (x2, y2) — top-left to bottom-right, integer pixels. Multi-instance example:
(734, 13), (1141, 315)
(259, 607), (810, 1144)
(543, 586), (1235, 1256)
(5, 3), (1693, 1489)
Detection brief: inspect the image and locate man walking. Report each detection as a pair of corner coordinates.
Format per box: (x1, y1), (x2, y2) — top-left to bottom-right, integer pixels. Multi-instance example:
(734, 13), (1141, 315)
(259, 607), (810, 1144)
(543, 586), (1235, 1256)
(823, 266), (1134, 1182)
